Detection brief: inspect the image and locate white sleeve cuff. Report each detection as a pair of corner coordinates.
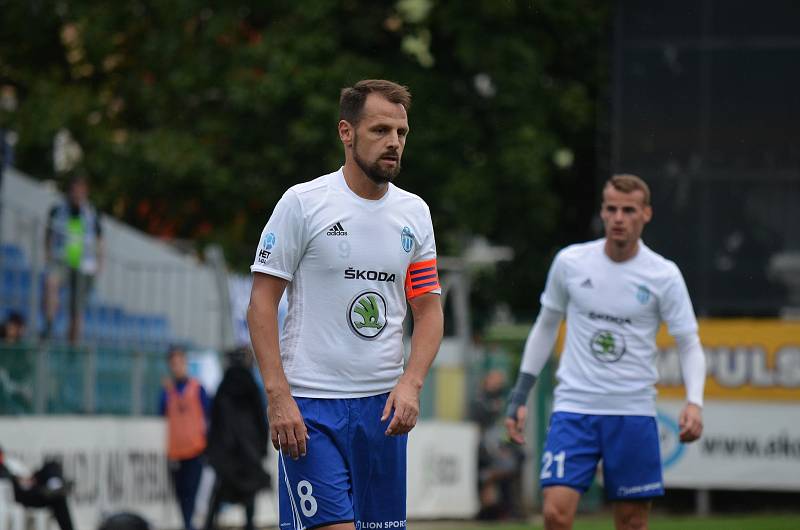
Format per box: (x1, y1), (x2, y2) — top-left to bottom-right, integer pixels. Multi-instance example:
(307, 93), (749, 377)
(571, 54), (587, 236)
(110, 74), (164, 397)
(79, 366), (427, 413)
(250, 266), (293, 281)
(519, 307), (564, 377)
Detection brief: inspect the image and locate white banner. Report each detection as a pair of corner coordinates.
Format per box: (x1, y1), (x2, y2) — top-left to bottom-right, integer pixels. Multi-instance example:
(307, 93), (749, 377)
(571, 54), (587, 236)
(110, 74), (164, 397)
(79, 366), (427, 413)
(0, 417), (478, 529)
(407, 421), (479, 519)
(0, 417), (183, 530)
(657, 401), (800, 490)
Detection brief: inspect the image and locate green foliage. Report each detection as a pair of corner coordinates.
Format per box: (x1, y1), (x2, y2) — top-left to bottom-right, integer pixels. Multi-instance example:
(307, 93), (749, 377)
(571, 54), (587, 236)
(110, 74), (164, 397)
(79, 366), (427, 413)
(0, 0), (609, 323)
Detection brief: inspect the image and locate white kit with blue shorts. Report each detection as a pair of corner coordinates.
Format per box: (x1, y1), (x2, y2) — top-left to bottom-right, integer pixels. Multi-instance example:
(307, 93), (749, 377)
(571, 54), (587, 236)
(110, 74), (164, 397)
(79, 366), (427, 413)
(251, 168), (441, 529)
(539, 239), (698, 500)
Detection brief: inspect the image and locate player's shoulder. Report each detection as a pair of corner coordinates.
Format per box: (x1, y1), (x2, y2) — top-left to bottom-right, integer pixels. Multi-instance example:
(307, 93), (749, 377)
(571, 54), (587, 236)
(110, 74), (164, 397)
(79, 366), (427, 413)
(390, 183), (429, 208)
(281, 171), (339, 213)
(637, 243), (683, 278)
(286, 172), (332, 198)
(556, 239), (605, 263)
(388, 183), (432, 217)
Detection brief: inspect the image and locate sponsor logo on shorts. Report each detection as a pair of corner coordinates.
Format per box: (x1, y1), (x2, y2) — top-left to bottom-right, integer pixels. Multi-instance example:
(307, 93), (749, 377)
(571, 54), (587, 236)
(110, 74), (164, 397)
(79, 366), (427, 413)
(590, 329), (626, 362)
(348, 290), (387, 340)
(617, 481), (663, 498)
(356, 521), (407, 529)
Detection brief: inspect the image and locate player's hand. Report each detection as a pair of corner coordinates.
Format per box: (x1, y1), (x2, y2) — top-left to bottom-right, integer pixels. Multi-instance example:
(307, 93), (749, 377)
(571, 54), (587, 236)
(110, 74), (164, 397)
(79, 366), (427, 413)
(382, 377), (420, 436)
(267, 390), (308, 459)
(679, 402), (703, 443)
(505, 405), (527, 445)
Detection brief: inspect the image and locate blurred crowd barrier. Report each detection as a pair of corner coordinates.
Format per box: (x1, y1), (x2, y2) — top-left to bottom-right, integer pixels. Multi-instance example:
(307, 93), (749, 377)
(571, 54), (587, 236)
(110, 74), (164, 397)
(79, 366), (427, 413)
(1, 167), (228, 350)
(0, 343), (166, 415)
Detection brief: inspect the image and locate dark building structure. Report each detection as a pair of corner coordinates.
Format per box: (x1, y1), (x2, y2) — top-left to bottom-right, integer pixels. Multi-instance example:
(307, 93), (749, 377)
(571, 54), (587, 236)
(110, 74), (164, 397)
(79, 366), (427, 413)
(611, 0), (800, 317)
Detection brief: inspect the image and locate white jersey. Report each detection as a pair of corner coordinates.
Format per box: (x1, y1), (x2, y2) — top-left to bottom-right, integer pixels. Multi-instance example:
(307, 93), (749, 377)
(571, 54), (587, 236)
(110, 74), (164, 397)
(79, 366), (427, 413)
(250, 168), (441, 398)
(541, 239), (697, 416)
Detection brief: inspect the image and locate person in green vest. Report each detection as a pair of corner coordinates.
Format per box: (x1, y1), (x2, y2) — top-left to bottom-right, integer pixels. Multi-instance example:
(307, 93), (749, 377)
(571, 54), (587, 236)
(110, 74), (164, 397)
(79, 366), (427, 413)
(43, 173), (103, 344)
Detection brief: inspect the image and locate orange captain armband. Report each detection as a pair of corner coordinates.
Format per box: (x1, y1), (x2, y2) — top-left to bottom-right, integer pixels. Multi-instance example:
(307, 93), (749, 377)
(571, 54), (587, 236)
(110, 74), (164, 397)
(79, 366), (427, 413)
(405, 258), (441, 299)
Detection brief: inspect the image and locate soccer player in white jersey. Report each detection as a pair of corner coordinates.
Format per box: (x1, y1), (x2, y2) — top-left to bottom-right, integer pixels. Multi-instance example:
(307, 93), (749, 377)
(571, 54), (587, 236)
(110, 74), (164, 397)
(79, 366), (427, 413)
(247, 79), (443, 530)
(505, 175), (706, 530)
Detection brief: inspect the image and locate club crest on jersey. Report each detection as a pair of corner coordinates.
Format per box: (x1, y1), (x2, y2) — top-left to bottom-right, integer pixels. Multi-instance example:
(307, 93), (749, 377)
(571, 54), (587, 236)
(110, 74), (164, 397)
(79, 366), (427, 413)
(348, 290), (387, 340)
(636, 285), (651, 305)
(261, 232), (276, 250)
(590, 329), (626, 362)
(401, 226), (414, 253)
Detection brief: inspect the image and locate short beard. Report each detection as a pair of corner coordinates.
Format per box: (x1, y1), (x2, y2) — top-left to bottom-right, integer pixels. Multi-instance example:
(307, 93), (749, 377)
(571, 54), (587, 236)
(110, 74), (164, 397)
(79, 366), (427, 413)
(353, 134), (401, 185)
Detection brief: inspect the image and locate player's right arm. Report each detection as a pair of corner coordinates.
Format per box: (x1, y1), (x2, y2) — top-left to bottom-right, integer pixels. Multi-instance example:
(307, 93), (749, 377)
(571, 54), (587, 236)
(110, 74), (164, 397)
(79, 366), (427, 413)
(504, 307), (564, 444)
(247, 189), (308, 459)
(248, 272), (307, 459)
(505, 251), (569, 444)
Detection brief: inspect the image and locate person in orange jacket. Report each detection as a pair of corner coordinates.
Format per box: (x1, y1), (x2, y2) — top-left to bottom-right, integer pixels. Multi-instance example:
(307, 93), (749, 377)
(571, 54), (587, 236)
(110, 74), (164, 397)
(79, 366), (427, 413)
(159, 345), (210, 530)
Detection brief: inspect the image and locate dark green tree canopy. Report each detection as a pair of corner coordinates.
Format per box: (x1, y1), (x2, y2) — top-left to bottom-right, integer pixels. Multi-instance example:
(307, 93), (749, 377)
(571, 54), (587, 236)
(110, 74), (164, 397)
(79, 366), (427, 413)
(0, 0), (609, 326)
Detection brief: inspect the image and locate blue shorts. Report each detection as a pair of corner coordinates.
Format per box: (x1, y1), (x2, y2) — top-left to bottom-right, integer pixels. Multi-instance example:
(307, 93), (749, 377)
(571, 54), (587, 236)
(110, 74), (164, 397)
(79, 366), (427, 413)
(540, 412), (664, 501)
(278, 393), (407, 530)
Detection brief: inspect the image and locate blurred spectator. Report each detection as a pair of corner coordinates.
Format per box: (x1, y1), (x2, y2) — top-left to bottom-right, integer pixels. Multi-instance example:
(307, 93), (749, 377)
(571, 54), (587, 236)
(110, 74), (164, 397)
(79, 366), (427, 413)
(159, 346), (210, 530)
(470, 368), (524, 520)
(43, 172), (103, 344)
(203, 347), (270, 530)
(0, 310), (25, 344)
(0, 445), (75, 530)
(0, 311), (33, 414)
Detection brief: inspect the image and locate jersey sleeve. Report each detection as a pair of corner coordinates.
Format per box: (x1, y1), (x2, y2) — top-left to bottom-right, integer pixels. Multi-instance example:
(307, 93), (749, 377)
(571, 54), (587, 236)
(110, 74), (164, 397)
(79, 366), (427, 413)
(405, 202), (441, 299)
(250, 190), (306, 281)
(539, 251), (569, 312)
(660, 266), (699, 336)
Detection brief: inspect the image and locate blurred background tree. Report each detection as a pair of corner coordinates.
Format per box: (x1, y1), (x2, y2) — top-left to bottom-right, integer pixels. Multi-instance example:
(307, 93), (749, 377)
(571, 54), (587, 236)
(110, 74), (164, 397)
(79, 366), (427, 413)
(0, 0), (610, 328)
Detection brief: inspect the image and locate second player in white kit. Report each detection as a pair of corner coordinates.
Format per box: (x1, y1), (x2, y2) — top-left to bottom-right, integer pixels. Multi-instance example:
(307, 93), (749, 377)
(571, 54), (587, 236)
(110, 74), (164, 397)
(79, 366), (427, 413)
(505, 175), (706, 530)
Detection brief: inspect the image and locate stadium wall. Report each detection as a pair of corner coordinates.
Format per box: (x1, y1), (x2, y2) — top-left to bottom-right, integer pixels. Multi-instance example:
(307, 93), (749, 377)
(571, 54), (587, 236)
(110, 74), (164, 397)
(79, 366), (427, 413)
(0, 417), (479, 528)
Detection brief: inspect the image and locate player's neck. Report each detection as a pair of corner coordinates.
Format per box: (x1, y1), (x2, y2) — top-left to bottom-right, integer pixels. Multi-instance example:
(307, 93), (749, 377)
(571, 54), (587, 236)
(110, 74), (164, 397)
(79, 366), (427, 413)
(604, 238), (640, 263)
(342, 161), (389, 200)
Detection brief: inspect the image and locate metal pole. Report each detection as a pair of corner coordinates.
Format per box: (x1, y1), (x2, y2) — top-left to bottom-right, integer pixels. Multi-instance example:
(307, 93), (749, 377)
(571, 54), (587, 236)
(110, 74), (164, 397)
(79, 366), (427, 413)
(695, 488), (711, 516)
(83, 344), (96, 413)
(34, 344), (48, 414)
(131, 349), (143, 415)
(206, 244), (235, 351)
(27, 216), (41, 339)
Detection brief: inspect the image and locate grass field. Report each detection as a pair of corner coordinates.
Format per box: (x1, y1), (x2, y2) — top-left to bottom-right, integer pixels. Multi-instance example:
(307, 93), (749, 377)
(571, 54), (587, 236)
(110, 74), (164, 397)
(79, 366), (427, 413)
(412, 514), (800, 530)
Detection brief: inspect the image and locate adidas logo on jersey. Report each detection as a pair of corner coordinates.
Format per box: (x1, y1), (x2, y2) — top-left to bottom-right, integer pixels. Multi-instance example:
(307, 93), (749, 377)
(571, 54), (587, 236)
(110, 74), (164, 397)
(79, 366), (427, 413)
(581, 278), (593, 288)
(326, 222), (348, 236)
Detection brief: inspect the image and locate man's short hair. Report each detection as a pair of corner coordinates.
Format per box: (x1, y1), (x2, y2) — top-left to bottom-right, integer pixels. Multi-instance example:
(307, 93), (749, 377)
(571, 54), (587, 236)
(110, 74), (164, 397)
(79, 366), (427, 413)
(225, 346), (252, 367)
(605, 174), (651, 206)
(166, 344), (186, 361)
(339, 79), (411, 125)
(66, 169), (89, 189)
(5, 311), (24, 327)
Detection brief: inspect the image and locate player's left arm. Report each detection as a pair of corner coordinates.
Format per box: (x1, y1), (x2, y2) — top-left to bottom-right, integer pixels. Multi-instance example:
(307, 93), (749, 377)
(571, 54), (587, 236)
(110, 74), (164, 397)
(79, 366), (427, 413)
(382, 291), (443, 436)
(661, 267), (706, 443)
(675, 332), (705, 443)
